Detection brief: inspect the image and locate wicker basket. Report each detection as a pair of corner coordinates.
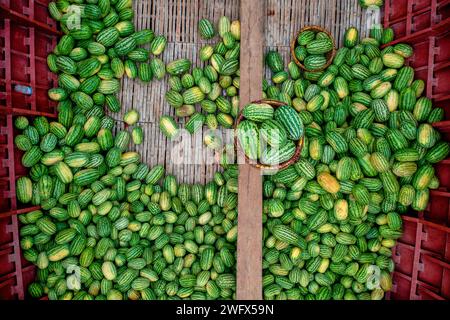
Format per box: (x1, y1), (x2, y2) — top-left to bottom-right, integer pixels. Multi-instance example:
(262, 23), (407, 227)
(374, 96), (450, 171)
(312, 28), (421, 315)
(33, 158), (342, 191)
(290, 25), (336, 72)
(234, 99), (304, 171)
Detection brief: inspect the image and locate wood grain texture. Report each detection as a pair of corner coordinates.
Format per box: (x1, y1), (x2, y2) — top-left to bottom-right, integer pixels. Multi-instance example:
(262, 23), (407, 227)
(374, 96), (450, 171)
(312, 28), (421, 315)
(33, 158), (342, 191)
(237, 0), (264, 300)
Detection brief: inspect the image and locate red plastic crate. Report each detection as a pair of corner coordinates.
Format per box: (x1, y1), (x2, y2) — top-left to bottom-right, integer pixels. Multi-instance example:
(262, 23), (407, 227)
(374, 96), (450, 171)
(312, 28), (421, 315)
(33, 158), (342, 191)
(384, 0), (450, 41)
(383, 0), (450, 300)
(0, 18), (58, 117)
(389, 217), (450, 300)
(0, 112), (44, 300)
(0, 0), (58, 33)
(0, 3), (58, 299)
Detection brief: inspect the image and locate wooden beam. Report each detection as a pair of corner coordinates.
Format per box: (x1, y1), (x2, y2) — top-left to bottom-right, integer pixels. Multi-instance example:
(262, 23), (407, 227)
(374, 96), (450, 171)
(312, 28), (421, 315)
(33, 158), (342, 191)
(236, 0), (264, 300)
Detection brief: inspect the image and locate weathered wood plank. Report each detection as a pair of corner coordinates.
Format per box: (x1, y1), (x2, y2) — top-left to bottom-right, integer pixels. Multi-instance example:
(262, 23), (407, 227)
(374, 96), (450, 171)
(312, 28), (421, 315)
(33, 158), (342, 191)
(237, 0), (264, 301)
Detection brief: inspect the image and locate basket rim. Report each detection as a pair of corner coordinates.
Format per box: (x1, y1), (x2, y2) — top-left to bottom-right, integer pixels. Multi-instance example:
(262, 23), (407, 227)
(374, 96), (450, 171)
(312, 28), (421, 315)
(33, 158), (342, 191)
(290, 25), (337, 73)
(234, 99), (304, 171)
